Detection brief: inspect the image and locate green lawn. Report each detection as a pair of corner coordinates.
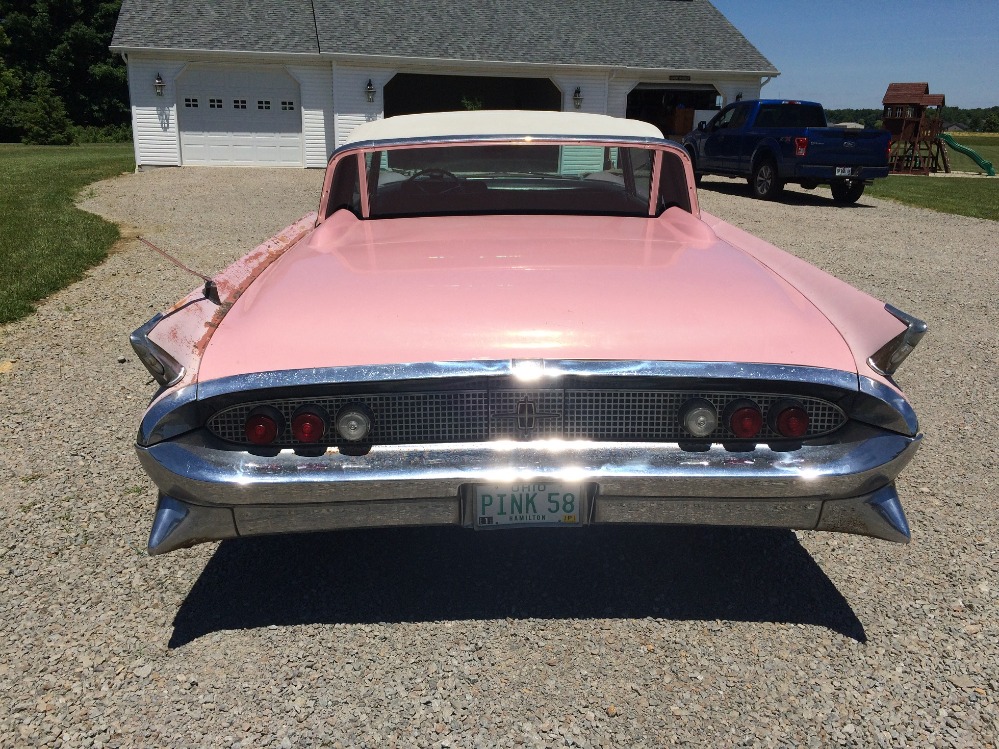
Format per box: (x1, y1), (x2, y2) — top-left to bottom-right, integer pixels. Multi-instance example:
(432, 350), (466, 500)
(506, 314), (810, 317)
(867, 174), (998, 222)
(0, 144), (134, 324)
(942, 134), (999, 173)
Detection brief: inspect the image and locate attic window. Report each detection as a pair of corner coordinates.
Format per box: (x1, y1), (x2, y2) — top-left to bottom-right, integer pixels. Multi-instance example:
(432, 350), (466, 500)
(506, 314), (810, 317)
(233, 99), (247, 109)
(257, 100), (271, 110)
(281, 101), (295, 111)
(209, 98), (222, 109)
(184, 98), (198, 108)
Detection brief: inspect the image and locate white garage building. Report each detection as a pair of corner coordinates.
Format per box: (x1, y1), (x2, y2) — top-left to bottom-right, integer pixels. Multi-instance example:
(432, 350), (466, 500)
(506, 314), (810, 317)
(111, 0), (778, 169)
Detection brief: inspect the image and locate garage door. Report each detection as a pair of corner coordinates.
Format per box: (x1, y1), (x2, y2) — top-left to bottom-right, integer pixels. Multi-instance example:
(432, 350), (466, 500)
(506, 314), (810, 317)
(177, 66), (303, 166)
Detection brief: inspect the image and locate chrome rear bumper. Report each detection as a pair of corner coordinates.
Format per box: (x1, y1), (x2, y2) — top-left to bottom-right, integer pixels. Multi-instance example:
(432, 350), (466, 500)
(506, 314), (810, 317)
(138, 424), (920, 554)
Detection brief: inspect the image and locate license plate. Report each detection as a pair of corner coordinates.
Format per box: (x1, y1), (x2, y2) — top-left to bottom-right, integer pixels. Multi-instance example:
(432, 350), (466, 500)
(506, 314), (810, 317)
(835, 167), (853, 176)
(473, 482), (584, 528)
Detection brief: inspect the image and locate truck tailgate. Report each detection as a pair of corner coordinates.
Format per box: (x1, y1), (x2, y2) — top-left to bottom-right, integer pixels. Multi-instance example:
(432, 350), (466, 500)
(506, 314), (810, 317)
(803, 128), (890, 167)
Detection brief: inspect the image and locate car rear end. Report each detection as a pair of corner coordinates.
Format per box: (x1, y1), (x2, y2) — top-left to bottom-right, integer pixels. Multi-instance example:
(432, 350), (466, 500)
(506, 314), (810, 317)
(135, 358), (922, 555)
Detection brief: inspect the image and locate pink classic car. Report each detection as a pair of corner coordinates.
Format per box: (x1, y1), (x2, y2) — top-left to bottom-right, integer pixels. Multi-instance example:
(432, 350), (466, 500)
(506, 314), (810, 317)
(131, 110), (925, 555)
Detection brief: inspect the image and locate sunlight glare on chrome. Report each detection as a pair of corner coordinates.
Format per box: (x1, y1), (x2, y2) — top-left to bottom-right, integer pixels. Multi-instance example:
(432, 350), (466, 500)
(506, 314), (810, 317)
(511, 359), (545, 381)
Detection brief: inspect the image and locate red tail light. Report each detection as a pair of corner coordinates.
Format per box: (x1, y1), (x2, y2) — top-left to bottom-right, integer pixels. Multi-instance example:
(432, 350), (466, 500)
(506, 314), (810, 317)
(770, 401), (809, 439)
(794, 137), (808, 157)
(727, 401), (763, 438)
(245, 411), (281, 445)
(291, 409), (326, 443)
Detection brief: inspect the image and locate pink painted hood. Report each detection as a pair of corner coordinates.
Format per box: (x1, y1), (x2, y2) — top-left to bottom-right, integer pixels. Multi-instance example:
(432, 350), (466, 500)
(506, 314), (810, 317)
(198, 210), (855, 381)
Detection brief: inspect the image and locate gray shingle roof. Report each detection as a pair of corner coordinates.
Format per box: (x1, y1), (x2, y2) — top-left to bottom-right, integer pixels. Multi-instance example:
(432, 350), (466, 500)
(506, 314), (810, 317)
(316, 0), (775, 72)
(111, 0), (320, 54)
(112, 0), (777, 75)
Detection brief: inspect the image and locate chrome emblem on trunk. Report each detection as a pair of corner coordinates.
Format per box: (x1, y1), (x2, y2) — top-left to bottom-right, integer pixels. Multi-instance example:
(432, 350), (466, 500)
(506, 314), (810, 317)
(494, 395), (560, 438)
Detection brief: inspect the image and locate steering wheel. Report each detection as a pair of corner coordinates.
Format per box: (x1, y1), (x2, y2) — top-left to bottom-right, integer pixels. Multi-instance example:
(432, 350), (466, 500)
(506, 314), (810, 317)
(406, 168), (460, 181)
(405, 167), (463, 194)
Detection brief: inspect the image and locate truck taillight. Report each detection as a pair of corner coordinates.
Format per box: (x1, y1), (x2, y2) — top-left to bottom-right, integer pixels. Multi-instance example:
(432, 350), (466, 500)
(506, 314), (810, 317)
(795, 137), (809, 157)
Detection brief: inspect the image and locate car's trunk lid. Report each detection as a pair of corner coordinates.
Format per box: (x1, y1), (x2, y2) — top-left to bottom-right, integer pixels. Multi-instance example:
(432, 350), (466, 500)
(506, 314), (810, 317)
(198, 211), (855, 382)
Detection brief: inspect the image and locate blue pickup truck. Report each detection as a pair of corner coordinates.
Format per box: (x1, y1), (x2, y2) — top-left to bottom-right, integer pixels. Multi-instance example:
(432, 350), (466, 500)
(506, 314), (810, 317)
(682, 100), (891, 203)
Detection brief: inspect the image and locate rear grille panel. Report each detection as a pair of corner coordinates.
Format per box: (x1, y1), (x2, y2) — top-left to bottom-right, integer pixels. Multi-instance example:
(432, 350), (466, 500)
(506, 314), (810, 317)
(207, 384), (847, 447)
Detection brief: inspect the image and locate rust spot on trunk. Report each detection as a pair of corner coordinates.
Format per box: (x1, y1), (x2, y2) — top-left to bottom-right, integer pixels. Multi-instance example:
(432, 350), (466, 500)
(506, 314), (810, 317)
(147, 214), (318, 386)
(192, 215), (316, 356)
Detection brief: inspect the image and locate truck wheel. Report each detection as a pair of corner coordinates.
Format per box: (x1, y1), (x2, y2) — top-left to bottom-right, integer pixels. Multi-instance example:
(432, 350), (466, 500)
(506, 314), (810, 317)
(750, 159), (783, 200)
(831, 179), (865, 204)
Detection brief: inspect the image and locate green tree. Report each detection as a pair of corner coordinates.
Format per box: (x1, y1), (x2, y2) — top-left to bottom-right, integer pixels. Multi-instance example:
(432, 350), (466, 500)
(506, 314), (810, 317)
(983, 112), (999, 133)
(18, 73), (75, 144)
(0, 27), (21, 136)
(0, 0), (128, 141)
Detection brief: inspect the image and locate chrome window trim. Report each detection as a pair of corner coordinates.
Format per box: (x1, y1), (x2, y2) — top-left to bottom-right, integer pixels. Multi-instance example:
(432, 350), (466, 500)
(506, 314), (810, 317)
(328, 133), (676, 162)
(326, 135), (689, 222)
(356, 152), (370, 218)
(649, 150), (664, 216)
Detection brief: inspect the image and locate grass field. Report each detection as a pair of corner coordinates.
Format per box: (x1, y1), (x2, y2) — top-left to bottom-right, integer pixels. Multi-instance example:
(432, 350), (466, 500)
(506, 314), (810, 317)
(867, 174), (998, 222)
(0, 144), (134, 324)
(942, 134), (999, 173)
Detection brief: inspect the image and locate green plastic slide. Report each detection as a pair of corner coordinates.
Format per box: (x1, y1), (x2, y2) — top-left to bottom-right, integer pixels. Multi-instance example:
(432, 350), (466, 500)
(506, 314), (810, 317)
(940, 133), (996, 176)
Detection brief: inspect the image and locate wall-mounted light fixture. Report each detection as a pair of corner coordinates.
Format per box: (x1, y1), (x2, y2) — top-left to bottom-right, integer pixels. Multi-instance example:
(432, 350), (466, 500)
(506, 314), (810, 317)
(735, 92), (744, 102)
(366, 79), (376, 103)
(154, 73), (166, 97)
(572, 87), (583, 110)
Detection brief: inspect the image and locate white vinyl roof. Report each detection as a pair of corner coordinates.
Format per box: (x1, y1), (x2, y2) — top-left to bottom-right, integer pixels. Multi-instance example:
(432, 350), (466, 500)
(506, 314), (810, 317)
(342, 110), (666, 145)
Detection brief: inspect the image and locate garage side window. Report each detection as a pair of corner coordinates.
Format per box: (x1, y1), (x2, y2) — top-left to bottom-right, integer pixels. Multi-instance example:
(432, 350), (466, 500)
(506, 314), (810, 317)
(281, 101), (295, 111)
(184, 98), (198, 108)
(233, 99), (246, 110)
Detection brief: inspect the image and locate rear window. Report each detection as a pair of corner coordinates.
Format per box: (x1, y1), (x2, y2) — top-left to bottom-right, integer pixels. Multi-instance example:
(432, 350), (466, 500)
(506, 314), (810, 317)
(326, 143), (691, 219)
(754, 104), (827, 129)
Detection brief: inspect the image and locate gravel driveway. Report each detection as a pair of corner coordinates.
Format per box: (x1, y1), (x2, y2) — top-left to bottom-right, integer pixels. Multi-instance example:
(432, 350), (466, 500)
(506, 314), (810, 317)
(1, 167), (996, 748)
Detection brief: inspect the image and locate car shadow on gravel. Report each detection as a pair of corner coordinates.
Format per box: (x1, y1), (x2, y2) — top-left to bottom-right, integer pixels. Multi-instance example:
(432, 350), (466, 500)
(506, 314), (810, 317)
(698, 180), (877, 208)
(168, 525), (865, 647)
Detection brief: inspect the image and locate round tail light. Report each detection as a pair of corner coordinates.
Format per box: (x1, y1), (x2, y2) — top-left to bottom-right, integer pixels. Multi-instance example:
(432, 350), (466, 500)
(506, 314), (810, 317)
(244, 407), (283, 445)
(291, 407), (327, 443)
(726, 400), (763, 438)
(679, 398), (717, 438)
(770, 401), (809, 439)
(335, 403), (373, 442)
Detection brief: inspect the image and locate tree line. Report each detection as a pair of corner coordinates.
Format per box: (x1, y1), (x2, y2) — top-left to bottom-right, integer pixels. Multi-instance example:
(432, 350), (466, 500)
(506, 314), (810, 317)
(826, 107), (999, 133)
(0, 0), (128, 144)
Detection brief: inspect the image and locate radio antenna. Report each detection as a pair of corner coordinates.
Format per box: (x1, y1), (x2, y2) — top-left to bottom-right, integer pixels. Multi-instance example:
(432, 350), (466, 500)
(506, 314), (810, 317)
(137, 237), (221, 305)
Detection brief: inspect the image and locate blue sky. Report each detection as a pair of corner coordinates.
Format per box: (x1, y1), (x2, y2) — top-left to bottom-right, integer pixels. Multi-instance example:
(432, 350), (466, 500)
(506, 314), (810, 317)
(710, 0), (999, 109)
